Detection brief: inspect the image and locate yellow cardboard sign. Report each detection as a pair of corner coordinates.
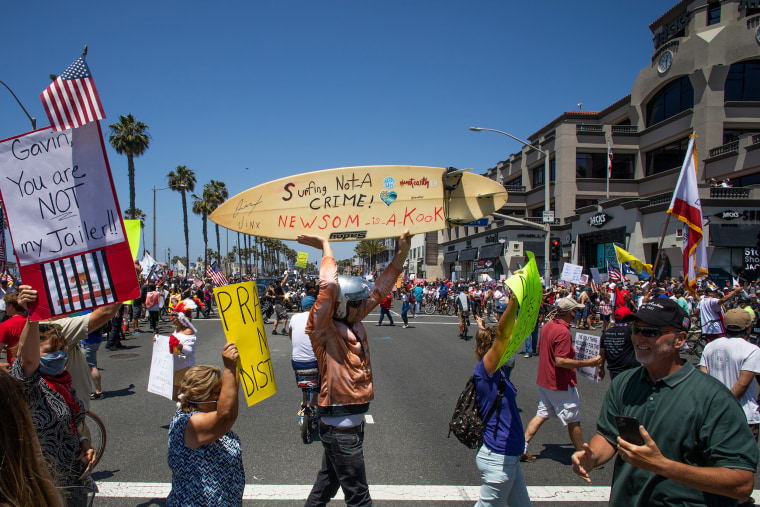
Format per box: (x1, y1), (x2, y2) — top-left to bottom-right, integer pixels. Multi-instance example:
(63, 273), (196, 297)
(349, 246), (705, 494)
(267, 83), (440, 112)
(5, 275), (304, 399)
(296, 251), (309, 268)
(124, 219), (141, 259)
(214, 281), (276, 406)
(498, 251), (543, 367)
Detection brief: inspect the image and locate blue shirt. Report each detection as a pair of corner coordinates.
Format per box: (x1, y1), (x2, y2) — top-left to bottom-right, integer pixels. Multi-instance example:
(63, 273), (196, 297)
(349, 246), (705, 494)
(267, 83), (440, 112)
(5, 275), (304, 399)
(474, 360), (524, 455)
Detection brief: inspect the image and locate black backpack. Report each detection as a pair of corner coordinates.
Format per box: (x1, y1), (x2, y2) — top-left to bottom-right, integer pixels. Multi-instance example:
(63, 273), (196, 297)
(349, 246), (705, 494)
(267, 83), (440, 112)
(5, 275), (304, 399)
(448, 370), (507, 449)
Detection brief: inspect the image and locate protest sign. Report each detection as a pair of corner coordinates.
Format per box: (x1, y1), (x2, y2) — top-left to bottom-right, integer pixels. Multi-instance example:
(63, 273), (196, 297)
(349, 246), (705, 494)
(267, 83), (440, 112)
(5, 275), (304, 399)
(124, 219), (141, 259)
(498, 251), (543, 367)
(147, 335), (174, 400)
(561, 262), (584, 284)
(574, 332), (600, 382)
(589, 267), (602, 283)
(296, 251), (308, 268)
(579, 274), (589, 285)
(214, 280), (276, 406)
(0, 122), (139, 319)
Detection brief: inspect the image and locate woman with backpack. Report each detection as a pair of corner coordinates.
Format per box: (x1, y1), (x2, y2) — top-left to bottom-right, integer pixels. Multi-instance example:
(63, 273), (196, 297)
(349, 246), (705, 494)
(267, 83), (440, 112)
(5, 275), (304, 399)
(472, 294), (531, 506)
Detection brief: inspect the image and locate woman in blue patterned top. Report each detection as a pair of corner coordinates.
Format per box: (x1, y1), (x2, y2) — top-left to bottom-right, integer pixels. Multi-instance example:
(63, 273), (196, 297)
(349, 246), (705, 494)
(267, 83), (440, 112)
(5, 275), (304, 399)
(167, 342), (244, 506)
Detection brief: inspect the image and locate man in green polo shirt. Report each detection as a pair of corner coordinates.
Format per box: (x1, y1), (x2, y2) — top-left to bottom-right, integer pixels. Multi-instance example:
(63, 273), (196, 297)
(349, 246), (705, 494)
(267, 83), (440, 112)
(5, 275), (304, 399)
(571, 298), (758, 506)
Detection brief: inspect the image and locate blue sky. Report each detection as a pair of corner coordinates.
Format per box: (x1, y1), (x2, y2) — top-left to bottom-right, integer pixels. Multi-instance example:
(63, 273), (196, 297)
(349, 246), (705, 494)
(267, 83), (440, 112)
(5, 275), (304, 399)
(0, 1), (671, 265)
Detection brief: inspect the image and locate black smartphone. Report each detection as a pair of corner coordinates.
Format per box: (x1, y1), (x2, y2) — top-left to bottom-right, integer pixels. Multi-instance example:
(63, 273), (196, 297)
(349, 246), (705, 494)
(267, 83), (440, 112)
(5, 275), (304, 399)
(615, 416), (644, 445)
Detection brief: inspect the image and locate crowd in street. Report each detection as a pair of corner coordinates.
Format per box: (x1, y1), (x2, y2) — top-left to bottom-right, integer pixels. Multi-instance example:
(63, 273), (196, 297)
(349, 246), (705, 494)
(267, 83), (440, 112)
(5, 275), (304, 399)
(4, 244), (760, 506)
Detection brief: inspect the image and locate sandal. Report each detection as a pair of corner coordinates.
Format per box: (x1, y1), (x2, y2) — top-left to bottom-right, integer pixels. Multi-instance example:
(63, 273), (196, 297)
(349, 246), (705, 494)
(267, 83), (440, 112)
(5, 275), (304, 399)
(90, 392), (104, 400)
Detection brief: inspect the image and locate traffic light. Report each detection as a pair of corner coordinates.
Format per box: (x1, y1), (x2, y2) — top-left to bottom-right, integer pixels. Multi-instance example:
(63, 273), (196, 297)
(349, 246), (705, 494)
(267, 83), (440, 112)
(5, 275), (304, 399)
(550, 239), (561, 261)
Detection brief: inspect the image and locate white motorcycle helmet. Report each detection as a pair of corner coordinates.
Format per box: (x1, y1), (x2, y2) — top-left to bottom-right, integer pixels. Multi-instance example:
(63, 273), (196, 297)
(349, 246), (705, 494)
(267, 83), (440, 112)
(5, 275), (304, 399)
(334, 276), (374, 319)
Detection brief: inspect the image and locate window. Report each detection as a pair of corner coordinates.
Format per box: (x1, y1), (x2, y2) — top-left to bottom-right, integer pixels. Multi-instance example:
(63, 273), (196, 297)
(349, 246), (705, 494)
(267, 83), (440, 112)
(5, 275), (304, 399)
(732, 172), (760, 187)
(576, 199), (598, 209)
(532, 159), (556, 187)
(576, 153), (608, 179)
(707, 2), (720, 25)
(505, 176), (522, 187)
(723, 128), (760, 144)
(610, 153), (636, 179)
(646, 76), (694, 127)
(645, 137), (690, 175)
(725, 60), (760, 102)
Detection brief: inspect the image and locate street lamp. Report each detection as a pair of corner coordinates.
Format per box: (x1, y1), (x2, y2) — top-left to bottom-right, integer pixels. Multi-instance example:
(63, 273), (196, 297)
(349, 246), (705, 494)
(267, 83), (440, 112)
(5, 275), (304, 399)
(0, 80), (36, 131)
(153, 184), (184, 262)
(470, 127), (553, 286)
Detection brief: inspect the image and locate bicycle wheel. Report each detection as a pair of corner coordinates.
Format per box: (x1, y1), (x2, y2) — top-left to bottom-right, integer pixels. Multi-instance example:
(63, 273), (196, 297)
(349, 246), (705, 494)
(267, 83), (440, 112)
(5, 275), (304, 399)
(83, 411), (107, 468)
(424, 302), (435, 315)
(301, 407), (313, 444)
(447, 304), (457, 316)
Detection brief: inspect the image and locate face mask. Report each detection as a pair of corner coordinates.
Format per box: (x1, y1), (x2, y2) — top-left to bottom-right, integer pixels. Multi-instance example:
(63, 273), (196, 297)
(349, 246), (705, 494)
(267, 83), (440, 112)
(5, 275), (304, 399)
(39, 350), (67, 376)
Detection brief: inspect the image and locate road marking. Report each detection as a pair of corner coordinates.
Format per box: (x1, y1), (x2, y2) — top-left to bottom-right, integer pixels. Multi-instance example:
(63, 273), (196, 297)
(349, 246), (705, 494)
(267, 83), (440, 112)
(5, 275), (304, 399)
(364, 414), (374, 424)
(95, 483), (611, 501)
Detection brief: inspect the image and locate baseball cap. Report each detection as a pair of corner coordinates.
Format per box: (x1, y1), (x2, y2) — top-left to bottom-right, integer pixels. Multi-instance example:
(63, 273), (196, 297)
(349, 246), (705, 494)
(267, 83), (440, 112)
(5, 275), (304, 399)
(301, 296), (316, 310)
(622, 299), (690, 331)
(724, 309), (753, 332)
(556, 297), (584, 313)
(614, 307), (632, 320)
(608, 283), (616, 289)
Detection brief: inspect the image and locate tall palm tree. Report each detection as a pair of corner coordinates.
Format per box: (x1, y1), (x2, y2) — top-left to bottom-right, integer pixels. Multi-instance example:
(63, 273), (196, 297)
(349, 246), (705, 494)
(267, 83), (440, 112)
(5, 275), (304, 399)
(109, 114), (151, 219)
(167, 166), (197, 271)
(207, 180), (229, 264)
(355, 239), (386, 273)
(192, 187), (215, 271)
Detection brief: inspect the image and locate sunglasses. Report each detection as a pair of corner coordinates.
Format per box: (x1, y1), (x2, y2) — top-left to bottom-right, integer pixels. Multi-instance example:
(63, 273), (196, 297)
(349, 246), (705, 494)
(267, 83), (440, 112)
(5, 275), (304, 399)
(631, 324), (667, 338)
(347, 300), (362, 309)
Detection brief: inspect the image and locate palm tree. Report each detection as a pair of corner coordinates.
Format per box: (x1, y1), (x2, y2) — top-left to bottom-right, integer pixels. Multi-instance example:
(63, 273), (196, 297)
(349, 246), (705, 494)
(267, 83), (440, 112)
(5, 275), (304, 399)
(192, 187), (215, 271)
(123, 208), (146, 228)
(109, 114), (151, 219)
(167, 166), (197, 270)
(207, 180), (229, 264)
(355, 239), (386, 273)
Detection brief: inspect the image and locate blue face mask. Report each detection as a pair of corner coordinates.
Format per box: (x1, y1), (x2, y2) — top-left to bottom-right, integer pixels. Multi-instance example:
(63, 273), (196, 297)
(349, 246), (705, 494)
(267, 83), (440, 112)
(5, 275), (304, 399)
(39, 350), (67, 377)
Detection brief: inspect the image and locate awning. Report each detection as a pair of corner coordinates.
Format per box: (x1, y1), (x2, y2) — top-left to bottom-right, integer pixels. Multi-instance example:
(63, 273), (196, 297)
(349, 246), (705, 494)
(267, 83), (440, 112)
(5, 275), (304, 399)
(479, 243), (504, 259)
(458, 248), (478, 261)
(710, 224), (760, 247)
(443, 251), (458, 263)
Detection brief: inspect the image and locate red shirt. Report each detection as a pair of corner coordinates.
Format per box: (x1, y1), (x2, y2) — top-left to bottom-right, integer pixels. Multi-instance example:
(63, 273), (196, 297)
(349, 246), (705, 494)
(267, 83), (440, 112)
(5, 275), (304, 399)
(0, 315), (27, 365)
(380, 294), (393, 310)
(536, 318), (577, 391)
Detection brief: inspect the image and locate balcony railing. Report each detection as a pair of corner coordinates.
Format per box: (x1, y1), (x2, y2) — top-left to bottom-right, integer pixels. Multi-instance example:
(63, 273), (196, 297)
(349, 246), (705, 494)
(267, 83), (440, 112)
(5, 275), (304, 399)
(708, 140), (739, 158)
(611, 125), (638, 134)
(710, 187), (750, 199)
(645, 192), (673, 206)
(576, 124), (604, 133)
(503, 185), (526, 193)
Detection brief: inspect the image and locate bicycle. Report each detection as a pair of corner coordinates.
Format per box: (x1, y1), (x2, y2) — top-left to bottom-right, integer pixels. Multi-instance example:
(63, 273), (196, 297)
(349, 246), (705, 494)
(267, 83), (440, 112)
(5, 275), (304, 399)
(296, 369), (320, 444)
(82, 411), (107, 469)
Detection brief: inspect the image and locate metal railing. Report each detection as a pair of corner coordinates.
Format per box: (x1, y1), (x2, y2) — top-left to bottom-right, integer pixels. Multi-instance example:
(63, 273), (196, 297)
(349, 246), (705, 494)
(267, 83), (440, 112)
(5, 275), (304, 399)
(710, 187), (749, 199)
(644, 192), (673, 206)
(708, 140), (739, 158)
(503, 185), (526, 193)
(524, 216), (560, 225)
(576, 124), (604, 133)
(611, 125), (638, 134)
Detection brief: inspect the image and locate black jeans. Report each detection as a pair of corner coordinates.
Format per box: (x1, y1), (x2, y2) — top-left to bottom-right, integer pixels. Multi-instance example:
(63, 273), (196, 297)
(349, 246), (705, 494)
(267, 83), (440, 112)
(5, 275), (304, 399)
(305, 423), (371, 507)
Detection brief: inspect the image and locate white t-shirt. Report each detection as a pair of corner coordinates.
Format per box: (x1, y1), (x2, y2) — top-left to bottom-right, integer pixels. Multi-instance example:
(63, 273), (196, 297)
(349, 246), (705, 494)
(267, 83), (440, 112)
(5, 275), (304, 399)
(288, 312), (316, 364)
(700, 337), (760, 424)
(699, 297), (725, 334)
(173, 332), (196, 371)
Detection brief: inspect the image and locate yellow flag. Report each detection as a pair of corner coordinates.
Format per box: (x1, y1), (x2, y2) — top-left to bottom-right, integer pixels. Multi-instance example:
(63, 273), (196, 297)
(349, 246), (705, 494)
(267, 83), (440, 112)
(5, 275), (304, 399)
(498, 251), (543, 367)
(124, 219), (141, 259)
(614, 245), (653, 275)
(214, 281), (276, 406)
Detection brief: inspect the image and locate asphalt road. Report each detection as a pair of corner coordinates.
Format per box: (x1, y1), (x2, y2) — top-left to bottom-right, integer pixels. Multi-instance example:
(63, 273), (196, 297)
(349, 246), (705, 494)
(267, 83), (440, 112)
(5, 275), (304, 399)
(84, 307), (755, 506)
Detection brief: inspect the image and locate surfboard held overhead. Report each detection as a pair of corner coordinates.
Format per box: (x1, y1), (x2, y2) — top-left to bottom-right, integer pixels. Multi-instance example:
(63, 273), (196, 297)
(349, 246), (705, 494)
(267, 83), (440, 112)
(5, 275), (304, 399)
(209, 165), (507, 241)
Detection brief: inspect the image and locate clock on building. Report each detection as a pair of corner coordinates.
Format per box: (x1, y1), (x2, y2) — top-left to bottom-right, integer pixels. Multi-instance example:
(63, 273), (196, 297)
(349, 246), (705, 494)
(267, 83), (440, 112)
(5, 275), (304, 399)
(756, 26), (760, 45)
(658, 51), (673, 74)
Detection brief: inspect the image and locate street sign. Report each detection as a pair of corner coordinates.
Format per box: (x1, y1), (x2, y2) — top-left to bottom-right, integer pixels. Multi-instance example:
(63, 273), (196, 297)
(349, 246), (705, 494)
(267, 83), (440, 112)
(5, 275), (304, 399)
(466, 218), (489, 227)
(543, 211), (555, 223)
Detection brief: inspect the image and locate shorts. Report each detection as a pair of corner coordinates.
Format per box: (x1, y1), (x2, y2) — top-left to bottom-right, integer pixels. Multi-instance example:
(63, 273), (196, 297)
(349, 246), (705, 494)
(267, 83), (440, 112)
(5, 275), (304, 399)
(536, 385), (581, 425)
(601, 314), (611, 322)
(274, 303), (288, 320)
(174, 366), (192, 386)
(458, 311), (469, 324)
(132, 303), (143, 316)
(80, 341), (101, 368)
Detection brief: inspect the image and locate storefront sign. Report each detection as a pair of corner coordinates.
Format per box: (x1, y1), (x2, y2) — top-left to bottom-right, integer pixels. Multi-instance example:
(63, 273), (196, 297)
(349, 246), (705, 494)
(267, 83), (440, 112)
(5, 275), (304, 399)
(740, 0), (760, 14)
(745, 247), (760, 271)
(716, 210), (741, 220)
(588, 212), (612, 228)
(653, 10), (691, 49)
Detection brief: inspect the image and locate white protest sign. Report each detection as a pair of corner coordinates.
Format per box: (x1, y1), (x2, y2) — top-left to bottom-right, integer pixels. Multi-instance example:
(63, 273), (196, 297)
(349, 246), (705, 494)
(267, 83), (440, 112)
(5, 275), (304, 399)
(574, 332), (600, 382)
(0, 122), (124, 265)
(148, 335), (175, 400)
(590, 267), (602, 283)
(561, 262), (584, 284)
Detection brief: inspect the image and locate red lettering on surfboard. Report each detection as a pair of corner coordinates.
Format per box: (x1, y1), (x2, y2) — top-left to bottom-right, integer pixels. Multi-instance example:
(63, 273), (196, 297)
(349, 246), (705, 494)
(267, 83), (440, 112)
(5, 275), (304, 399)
(278, 216), (288, 228)
(300, 216), (318, 228)
(434, 206), (443, 222)
(346, 215), (359, 227)
(402, 207), (416, 225)
(399, 177), (430, 189)
(384, 215), (397, 226)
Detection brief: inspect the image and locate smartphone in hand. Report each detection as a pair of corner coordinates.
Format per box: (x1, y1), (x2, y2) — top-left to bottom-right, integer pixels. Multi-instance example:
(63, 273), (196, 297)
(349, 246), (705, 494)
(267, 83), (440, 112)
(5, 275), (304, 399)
(615, 416), (645, 445)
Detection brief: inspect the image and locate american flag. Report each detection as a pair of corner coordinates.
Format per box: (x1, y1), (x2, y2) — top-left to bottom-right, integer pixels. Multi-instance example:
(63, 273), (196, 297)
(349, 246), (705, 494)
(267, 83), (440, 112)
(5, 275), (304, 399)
(205, 261), (228, 287)
(607, 259), (622, 282)
(607, 142), (614, 178)
(40, 55), (105, 132)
